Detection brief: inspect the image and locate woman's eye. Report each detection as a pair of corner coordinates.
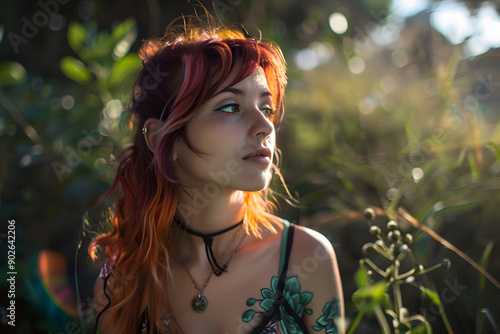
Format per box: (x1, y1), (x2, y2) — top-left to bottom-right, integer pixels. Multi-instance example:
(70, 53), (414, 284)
(216, 103), (240, 114)
(260, 106), (276, 119)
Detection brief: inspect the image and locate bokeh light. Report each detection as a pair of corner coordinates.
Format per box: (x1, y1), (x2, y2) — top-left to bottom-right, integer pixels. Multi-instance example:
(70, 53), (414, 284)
(104, 99), (123, 119)
(329, 12), (348, 34)
(348, 56), (365, 74)
(49, 14), (66, 31)
(431, 1), (500, 56)
(37, 250), (78, 318)
(294, 41), (334, 71)
(61, 95), (75, 110)
(412, 167), (424, 183)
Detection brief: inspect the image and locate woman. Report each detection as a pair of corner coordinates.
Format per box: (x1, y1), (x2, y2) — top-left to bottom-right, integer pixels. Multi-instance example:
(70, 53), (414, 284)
(91, 18), (344, 334)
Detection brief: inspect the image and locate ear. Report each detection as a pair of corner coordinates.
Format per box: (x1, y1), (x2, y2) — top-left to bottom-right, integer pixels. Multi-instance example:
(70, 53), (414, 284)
(143, 118), (163, 153)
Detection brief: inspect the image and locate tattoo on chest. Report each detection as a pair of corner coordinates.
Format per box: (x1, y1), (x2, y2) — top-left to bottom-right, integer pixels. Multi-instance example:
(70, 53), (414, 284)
(241, 275), (340, 333)
(242, 276), (313, 332)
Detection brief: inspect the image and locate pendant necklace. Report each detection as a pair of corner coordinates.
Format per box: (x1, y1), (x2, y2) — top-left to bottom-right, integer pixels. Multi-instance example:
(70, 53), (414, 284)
(177, 221), (246, 313)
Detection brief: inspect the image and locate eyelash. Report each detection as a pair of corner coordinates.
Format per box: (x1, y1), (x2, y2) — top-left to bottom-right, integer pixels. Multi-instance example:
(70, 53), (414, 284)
(216, 103), (240, 114)
(215, 103), (276, 119)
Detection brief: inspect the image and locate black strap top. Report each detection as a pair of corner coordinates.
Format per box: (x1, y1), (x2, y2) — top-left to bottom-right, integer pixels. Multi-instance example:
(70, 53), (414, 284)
(249, 221), (310, 333)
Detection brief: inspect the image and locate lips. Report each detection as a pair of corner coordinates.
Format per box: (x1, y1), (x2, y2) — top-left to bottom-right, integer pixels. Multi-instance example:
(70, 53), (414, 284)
(243, 147), (272, 165)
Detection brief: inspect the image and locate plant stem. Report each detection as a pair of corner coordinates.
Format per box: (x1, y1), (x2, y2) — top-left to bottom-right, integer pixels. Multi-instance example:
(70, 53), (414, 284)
(347, 310), (365, 334)
(363, 258), (388, 277)
(392, 261), (403, 325)
(374, 305), (391, 334)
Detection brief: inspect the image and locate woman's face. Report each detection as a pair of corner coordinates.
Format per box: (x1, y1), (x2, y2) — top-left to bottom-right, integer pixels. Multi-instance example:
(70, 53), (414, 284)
(173, 67), (276, 193)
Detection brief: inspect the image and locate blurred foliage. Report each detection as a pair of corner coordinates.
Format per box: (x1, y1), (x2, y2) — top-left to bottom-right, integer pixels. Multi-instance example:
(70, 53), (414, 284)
(1, 0), (500, 333)
(276, 9), (500, 333)
(0, 17), (140, 333)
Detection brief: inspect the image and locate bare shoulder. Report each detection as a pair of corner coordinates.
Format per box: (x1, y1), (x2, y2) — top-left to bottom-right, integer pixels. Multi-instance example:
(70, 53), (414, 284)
(290, 224), (336, 263)
(289, 224), (345, 332)
(286, 223), (342, 296)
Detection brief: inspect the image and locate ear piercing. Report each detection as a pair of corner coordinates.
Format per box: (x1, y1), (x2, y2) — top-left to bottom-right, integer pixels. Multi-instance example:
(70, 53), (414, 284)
(142, 127), (148, 135)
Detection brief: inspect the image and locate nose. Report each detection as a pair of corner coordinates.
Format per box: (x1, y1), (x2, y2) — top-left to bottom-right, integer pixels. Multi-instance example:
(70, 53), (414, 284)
(250, 107), (274, 140)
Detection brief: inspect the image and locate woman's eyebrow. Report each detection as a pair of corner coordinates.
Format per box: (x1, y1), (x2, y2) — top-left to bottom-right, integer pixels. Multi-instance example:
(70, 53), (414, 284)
(220, 87), (272, 98)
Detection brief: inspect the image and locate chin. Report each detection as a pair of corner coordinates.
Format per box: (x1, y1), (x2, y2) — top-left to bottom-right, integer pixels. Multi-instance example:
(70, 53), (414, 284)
(238, 176), (272, 192)
(243, 185), (268, 192)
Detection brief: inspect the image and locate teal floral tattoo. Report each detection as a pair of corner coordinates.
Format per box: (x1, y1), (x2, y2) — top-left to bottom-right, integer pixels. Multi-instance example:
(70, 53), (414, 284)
(312, 297), (340, 333)
(242, 276), (313, 333)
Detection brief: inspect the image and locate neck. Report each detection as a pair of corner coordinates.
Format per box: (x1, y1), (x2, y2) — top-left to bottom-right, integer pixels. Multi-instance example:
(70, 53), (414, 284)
(174, 187), (246, 265)
(176, 187), (245, 232)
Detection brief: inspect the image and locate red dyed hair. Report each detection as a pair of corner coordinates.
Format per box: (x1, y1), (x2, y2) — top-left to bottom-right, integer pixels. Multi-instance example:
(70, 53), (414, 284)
(90, 18), (287, 333)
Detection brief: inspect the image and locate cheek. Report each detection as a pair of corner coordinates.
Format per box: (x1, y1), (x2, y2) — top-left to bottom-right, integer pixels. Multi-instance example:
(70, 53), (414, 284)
(188, 121), (243, 154)
(269, 133), (276, 150)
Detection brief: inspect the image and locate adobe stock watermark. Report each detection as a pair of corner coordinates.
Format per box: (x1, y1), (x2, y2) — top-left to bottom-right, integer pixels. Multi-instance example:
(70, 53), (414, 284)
(132, 63), (170, 107)
(8, 0), (71, 54)
(287, 243), (331, 280)
(412, 277), (467, 323)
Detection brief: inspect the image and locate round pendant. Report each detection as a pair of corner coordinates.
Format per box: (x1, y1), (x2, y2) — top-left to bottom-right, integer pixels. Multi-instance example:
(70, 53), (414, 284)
(192, 294), (208, 313)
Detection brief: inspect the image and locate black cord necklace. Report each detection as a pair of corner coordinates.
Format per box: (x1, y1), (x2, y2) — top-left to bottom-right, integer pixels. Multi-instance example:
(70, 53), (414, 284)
(177, 219), (244, 276)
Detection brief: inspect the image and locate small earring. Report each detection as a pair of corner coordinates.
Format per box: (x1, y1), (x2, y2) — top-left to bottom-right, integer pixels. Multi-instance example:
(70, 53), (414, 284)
(142, 127), (148, 135)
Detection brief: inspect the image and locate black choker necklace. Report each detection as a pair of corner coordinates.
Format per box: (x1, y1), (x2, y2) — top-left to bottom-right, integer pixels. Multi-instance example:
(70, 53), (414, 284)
(177, 220), (244, 276)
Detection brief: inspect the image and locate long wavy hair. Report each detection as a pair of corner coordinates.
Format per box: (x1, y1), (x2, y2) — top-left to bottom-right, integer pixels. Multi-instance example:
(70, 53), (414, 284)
(89, 18), (287, 333)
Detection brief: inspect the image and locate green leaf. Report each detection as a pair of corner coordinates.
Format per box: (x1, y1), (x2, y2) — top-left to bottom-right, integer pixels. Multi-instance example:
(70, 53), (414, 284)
(0, 61), (26, 85)
(242, 310), (255, 322)
(468, 152), (479, 181)
(260, 298), (274, 311)
(355, 266), (369, 288)
(270, 276), (279, 291)
(352, 281), (390, 316)
(246, 298), (256, 306)
(352, 281), (387, 303)
(422, 198), (490, 223)
(397, 321), (411, 332)
(489, 141), (500, 166)
(68, 22), (88, 55)
(436, 200), (488, 215)
(370, 282), (387, 302)
(261, 288), (274, 299)
(284, 276), (301, 293)
(110, 53), (141, 86)
(420, 286), (440, 306)
(60, 56), (93, 84)
(409, 323), (428, 334)
(479, 240), (494, 297)
(111, 19), (137, 60)
(92, 31), (112, 58)
(301, 292), (313, 305)
(111, 18), (136, 42)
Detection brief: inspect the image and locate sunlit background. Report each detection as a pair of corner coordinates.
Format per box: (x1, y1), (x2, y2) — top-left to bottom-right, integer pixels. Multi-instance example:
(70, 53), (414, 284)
(1, 0), (500, 332)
